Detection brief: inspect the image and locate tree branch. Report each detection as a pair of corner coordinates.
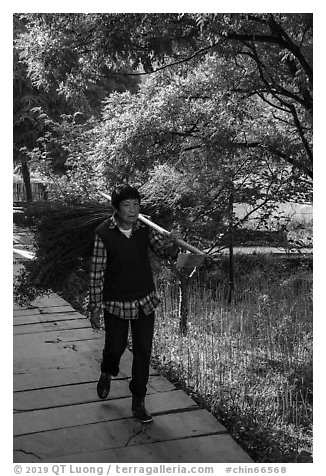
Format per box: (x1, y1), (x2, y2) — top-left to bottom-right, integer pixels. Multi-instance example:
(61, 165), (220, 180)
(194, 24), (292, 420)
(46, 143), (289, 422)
(108, 43), (218, 76)
(263, 144), (313, 179)
(243, 46), (311, 113)
(268, 14), (312, 84)
(286, 103), (313, 164)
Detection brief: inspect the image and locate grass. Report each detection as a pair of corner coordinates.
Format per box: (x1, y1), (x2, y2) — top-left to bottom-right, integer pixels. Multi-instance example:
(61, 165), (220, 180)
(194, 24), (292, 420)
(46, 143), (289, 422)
(151, 256), (313, 463)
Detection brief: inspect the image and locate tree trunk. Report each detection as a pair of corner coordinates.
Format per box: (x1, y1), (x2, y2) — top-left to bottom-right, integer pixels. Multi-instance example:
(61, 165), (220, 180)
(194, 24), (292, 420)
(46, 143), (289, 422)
(228, 178), (234, 304)
(178, 273), (190, 336)
(21, 161), (33, 201)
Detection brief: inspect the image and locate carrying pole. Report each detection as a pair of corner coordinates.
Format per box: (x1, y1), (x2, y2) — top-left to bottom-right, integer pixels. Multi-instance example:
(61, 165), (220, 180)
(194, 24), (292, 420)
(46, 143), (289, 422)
(98, 190), (206, 256)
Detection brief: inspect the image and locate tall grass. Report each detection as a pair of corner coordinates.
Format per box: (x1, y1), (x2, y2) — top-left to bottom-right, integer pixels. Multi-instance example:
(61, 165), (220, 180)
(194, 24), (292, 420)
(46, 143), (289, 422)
(152, 258), (313, 463)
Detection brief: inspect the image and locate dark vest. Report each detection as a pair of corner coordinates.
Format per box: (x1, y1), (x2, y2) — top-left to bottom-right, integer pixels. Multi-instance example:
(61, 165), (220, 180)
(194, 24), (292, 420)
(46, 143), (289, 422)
(95, 219), (155, 301)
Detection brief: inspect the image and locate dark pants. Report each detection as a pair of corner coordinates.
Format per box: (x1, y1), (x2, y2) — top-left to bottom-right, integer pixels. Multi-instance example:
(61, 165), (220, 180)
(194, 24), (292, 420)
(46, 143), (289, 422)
(101, 308), (155, 399)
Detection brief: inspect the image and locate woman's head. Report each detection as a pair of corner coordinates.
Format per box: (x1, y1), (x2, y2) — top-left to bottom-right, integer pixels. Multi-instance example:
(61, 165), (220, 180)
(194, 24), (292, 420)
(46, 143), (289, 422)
(111, 185), (141, 229)
(111, 185), (141, 210)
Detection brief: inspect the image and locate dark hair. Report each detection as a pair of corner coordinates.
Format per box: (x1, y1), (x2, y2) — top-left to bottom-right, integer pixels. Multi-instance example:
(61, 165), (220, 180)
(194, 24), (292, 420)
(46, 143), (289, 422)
(111, 185), (141, 209)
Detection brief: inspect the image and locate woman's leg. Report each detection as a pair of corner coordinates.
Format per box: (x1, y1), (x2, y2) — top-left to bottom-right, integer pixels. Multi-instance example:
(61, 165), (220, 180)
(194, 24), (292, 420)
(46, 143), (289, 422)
(129, 308), (155, 398)
(101, 311), (129, 376)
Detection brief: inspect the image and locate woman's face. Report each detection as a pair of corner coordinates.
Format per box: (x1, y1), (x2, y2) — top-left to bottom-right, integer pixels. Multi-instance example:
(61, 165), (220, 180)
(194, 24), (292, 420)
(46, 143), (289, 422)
(116, 198), (140, 228)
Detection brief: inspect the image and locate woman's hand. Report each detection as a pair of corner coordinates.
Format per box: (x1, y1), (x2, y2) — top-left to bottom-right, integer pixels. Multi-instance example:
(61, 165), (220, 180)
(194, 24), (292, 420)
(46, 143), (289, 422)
(90, 309), (103, 330)
(168, 227), (183, 257)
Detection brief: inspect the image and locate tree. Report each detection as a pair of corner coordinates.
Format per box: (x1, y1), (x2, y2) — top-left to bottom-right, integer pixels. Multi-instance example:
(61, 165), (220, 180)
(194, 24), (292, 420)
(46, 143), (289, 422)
(89, 52), (311, 214)
(14, 15), (77, 198)
(34, 45), (311, 235)
(13, 13), (140, 196)
(15, 13), (312, 179)
(13, 16), (41, 200)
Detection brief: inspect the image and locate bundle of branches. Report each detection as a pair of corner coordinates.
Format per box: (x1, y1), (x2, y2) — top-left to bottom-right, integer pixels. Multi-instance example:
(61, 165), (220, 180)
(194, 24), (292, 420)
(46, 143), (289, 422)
(14, 201), (111, 306)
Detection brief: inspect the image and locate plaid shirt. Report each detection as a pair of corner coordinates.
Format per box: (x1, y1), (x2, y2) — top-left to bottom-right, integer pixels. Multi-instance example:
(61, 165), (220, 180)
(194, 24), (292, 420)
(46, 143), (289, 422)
(89, 214), (177, 319)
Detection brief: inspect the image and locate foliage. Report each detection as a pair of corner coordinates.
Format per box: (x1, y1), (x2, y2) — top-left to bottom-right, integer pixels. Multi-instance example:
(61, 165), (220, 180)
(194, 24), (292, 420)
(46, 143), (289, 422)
(13, 16), (81, 172)
(72, 54), (311, 246)
(13, 13), (140, 195)
(14, 13), (312, 180)
(192, 13), (312, 179)
(14, 48), (313, 298)
(14, 13), (312, 229)
(14, 14), (140, 114)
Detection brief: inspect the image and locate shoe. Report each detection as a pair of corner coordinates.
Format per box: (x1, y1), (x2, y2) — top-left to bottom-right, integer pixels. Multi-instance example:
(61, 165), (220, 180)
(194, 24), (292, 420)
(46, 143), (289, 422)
(132, 396), (153, 423)
(97, 372), (112, 400)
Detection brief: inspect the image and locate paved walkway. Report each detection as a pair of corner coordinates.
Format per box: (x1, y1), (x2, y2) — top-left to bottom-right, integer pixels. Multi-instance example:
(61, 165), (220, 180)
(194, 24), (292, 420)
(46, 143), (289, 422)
(13, 229), (252, 463)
